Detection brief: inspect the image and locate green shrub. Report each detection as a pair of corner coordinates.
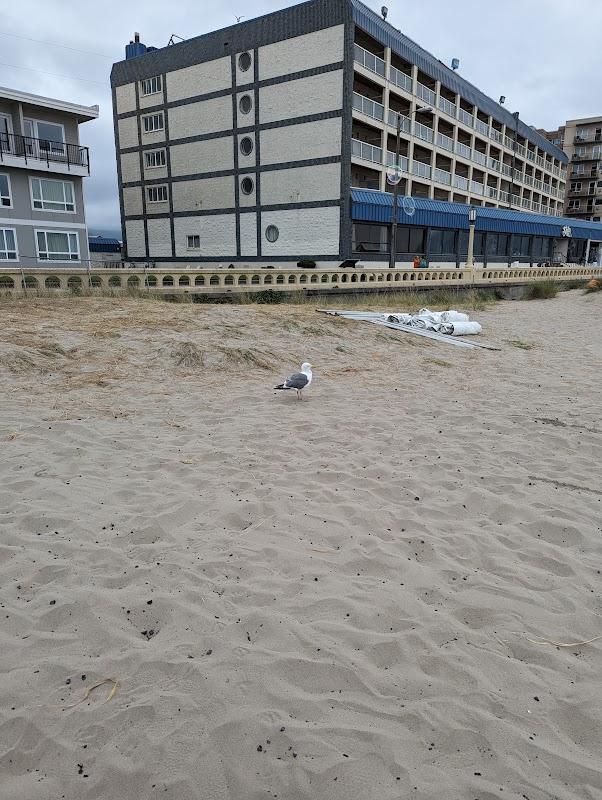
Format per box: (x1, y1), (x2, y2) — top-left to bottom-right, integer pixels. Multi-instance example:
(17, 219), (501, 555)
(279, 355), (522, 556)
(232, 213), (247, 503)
(525, 280), (557, 300)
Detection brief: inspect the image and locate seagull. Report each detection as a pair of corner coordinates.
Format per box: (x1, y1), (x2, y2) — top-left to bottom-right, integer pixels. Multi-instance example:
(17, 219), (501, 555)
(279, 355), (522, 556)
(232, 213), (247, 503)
(274, 362), (313, 400)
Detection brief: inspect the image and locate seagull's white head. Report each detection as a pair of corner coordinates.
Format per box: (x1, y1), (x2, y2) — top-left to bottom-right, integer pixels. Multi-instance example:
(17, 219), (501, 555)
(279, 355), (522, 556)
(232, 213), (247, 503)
(301, 362), (312, 373)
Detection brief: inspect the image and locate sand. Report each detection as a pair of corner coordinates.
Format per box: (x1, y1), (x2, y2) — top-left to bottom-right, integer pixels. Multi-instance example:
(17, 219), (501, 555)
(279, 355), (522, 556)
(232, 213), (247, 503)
(0, 289), (601, 800)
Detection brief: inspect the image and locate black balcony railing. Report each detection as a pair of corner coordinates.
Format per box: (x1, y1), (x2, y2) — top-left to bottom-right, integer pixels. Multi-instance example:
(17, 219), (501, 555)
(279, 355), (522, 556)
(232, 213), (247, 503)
(0, 131), (89, 173)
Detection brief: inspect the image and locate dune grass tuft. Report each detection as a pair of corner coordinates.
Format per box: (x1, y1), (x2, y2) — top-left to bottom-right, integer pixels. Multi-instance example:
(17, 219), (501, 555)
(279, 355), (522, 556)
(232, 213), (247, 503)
(525, 280), (558, 300)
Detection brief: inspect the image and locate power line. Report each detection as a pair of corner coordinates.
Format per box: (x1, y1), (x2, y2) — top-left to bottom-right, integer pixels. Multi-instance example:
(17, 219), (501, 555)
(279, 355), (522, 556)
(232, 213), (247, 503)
(0, 61), (108, 86)
(0, 30), (113, 60)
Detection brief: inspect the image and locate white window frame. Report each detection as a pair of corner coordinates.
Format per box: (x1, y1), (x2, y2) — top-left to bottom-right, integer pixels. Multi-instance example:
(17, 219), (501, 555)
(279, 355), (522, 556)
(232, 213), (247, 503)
(144, 149), (167, 169)
(24, 118), (66, 154)
(568, 200), (581, 209)
(0, 113), (13, 152)
(29, 176), (76, 213)
(187, 235), (200, 250)
(35, 229), (80, 263)
(142, 113), (164, 134)
(141, 76), (163, 96)
(0, 172), (13, 208)
(146, 185), (168, 203)
(0, 227), (18, 261)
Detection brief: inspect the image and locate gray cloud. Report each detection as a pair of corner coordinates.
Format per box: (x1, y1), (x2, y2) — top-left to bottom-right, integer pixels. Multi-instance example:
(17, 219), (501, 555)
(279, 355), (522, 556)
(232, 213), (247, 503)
(3, 0), (600, 236)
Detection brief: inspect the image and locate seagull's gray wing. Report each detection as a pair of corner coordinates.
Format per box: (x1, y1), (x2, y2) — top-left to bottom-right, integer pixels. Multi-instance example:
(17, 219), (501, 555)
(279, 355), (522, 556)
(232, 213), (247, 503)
(284, 372), (309, 389)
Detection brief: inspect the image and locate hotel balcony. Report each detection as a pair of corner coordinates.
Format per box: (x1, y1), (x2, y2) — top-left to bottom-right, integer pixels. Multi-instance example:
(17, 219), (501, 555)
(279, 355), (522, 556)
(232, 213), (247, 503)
(0, 132), (90, 176)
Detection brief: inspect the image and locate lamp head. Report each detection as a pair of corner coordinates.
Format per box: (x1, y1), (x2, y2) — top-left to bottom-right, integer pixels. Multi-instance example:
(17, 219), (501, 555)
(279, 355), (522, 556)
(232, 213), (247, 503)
(469, 206), (477, 224)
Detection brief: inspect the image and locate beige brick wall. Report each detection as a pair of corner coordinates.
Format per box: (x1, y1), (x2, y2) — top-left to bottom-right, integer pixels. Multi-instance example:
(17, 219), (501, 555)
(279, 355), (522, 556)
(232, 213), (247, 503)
(123, 186), (143, 216)
(166, 57), (231, 102)
(259, 70), (343, 125)
(260, 118), (342, 165)
(173, 215), (236, 257)
(125, 219), (145, 258)
(146, 199), (169, 216)
(239, 212), (257, 256)
(147, 217), (172, 258)
(171, 176), (235, 212)
(169, 96), (233, 140)
(258, 25), (345, 81)
(118, 116), (139, 149)
(169, 137), (234, 177)
(139, 83), (163, 110)
(120, 152), (141, 183)
(261, 207), (340, 255)
(261, 163), (341, 205)
(143, 161), (168, 182)
(115, 83), (136, 115)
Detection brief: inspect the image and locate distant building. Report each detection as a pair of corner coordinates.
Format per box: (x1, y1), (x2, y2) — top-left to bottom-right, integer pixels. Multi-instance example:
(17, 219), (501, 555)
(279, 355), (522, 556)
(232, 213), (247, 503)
(543, 117), (602, 224)
(0, 86), (98, 268)
(89, 234), (122, 263)
(110, 0), (602, 269)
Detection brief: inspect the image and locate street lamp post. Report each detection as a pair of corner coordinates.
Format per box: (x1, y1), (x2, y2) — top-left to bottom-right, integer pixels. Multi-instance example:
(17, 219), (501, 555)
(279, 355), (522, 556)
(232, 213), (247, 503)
(388, 105), (432, 269)
(466, 205), (477, 269)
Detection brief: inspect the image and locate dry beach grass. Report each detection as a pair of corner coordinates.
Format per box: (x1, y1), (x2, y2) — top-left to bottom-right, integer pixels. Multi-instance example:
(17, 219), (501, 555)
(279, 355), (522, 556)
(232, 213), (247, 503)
(0, 290), (601, 800)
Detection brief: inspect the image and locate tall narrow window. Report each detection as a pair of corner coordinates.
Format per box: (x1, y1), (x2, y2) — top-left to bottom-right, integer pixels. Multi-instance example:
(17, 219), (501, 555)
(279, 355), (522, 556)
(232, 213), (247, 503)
(0, 228), (17, 260)
(30, 178), (75, 212)
(141, 76), (162, 96)
(0, 173), (12, 207)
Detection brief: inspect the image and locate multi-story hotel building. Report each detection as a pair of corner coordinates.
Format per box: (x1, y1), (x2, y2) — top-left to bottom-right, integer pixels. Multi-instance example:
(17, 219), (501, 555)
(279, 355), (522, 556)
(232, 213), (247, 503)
(110, 0), (599, 269)
(542, 117), (602, 224)
(0, 86), (98, 268)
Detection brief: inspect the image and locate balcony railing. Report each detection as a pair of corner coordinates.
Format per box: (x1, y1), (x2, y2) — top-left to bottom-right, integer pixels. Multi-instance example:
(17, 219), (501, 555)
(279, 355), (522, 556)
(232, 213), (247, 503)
(353, 92), (384, 122)
(390, 65), (412, 93)
(501, 164), (513, 178)
(470, 180), (485, 195)
(414, 120), (434, 143)
(458, 108), (474, 127)
(438, 96), (457, 118)
(526, 150), (535, 162)
(434, 166), (452, 185)
(452, 174), (469, 190)
(488, 156), (501, 172)
(490, 128), (503, 144)
(473, 150), (487, 167)
(486, 186), (498, 199)
(385, 152), (409, 172)
(0, 131), (89, 173)
(351, 138), (383, 165)
(475, 119), (489, 136)
(436, 131), (454, 152)
(455, 141), (471, 160)
(416, 82), (436, 106)
(354, 44), (386, 77)
(388, 110), (412, 133)
(499, 190), (510, 203)
(412, 160), (432, 179)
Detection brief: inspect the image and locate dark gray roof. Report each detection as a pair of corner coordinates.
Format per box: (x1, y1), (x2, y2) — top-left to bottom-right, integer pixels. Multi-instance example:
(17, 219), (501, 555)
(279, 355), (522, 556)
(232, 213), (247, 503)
(350, 0), (567, 163)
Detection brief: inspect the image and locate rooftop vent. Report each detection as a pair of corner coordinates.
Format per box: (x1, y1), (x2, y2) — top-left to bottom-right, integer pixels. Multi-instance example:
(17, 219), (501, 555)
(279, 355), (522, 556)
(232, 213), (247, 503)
(125, 32), (148, 60)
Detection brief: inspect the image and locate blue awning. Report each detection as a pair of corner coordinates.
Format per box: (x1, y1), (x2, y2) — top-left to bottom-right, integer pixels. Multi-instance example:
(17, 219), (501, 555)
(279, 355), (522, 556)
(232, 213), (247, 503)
(351, 190), (602, 241)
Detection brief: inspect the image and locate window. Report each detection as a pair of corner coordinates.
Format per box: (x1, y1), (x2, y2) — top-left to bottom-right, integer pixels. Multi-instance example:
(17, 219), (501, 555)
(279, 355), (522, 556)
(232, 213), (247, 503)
(238, 52), (252, 72)
(187, 235), (200, 249)
(0, 228), (17, 260)
(142, 113), (164, 133)
(0, 173), (12, 207)
(30, 178), (75, 212)
(486, 233), (509, 257)
(570, 182), (582, 191)
(265, 225), (279, 243)
(511, 235), (531, 256)
(353, 223), (388, 253)
(458, 230), (484, 256)
(24, 119), (65, 153)
(0, 113), (12, 151)
(241, 176), (254, 195)
(36, 230), (79, 261)
(430, 228), (457, 255)
(146, 185), (168, 203)
(568, 200), (581, 209)
(144, 149), (167, 168)
(395, 226), (426, 254)
(239, 95), (252, 114)
(141, 76), (162, 96)
(532, 237), (553, 259)
(240, 137), (253, 156)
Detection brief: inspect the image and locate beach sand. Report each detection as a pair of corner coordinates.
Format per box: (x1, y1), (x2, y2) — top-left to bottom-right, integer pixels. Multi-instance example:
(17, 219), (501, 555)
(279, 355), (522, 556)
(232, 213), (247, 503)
(0, 289), (601, 800)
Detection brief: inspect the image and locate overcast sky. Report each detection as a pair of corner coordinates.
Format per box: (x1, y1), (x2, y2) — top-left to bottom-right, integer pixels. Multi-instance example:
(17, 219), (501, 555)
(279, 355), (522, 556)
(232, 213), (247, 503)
(3, 0), (601, 237)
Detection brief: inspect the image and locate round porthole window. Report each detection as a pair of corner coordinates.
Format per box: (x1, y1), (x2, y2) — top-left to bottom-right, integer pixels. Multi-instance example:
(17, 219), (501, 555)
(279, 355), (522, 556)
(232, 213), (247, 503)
(265, 225), (279, 243)
(240, 137), (254, 156)
(238, 52), (252, 72)
(241, 176), (254, 195)
(239, 95), (252, 114)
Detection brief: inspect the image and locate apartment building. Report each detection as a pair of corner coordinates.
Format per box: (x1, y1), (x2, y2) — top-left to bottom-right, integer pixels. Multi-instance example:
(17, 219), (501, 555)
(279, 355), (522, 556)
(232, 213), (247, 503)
(0, 87), (98, 268)
(543, 117), (602, 224)
(111, 0), (577, 267)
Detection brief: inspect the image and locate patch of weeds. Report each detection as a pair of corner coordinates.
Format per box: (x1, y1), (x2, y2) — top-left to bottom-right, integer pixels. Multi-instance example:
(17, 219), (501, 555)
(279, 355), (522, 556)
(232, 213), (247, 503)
(525, 280), (557, 300)
(424, 357), (453, 368)
(217, 347), (274, 370)
(335, 344), (349, 353)
(171, 342), (205, 367)
(505, 339), (536, 351)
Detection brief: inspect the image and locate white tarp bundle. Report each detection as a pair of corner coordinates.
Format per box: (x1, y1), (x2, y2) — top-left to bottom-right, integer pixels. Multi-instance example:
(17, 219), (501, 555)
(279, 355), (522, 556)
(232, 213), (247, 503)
(385, 309), (482, 336)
